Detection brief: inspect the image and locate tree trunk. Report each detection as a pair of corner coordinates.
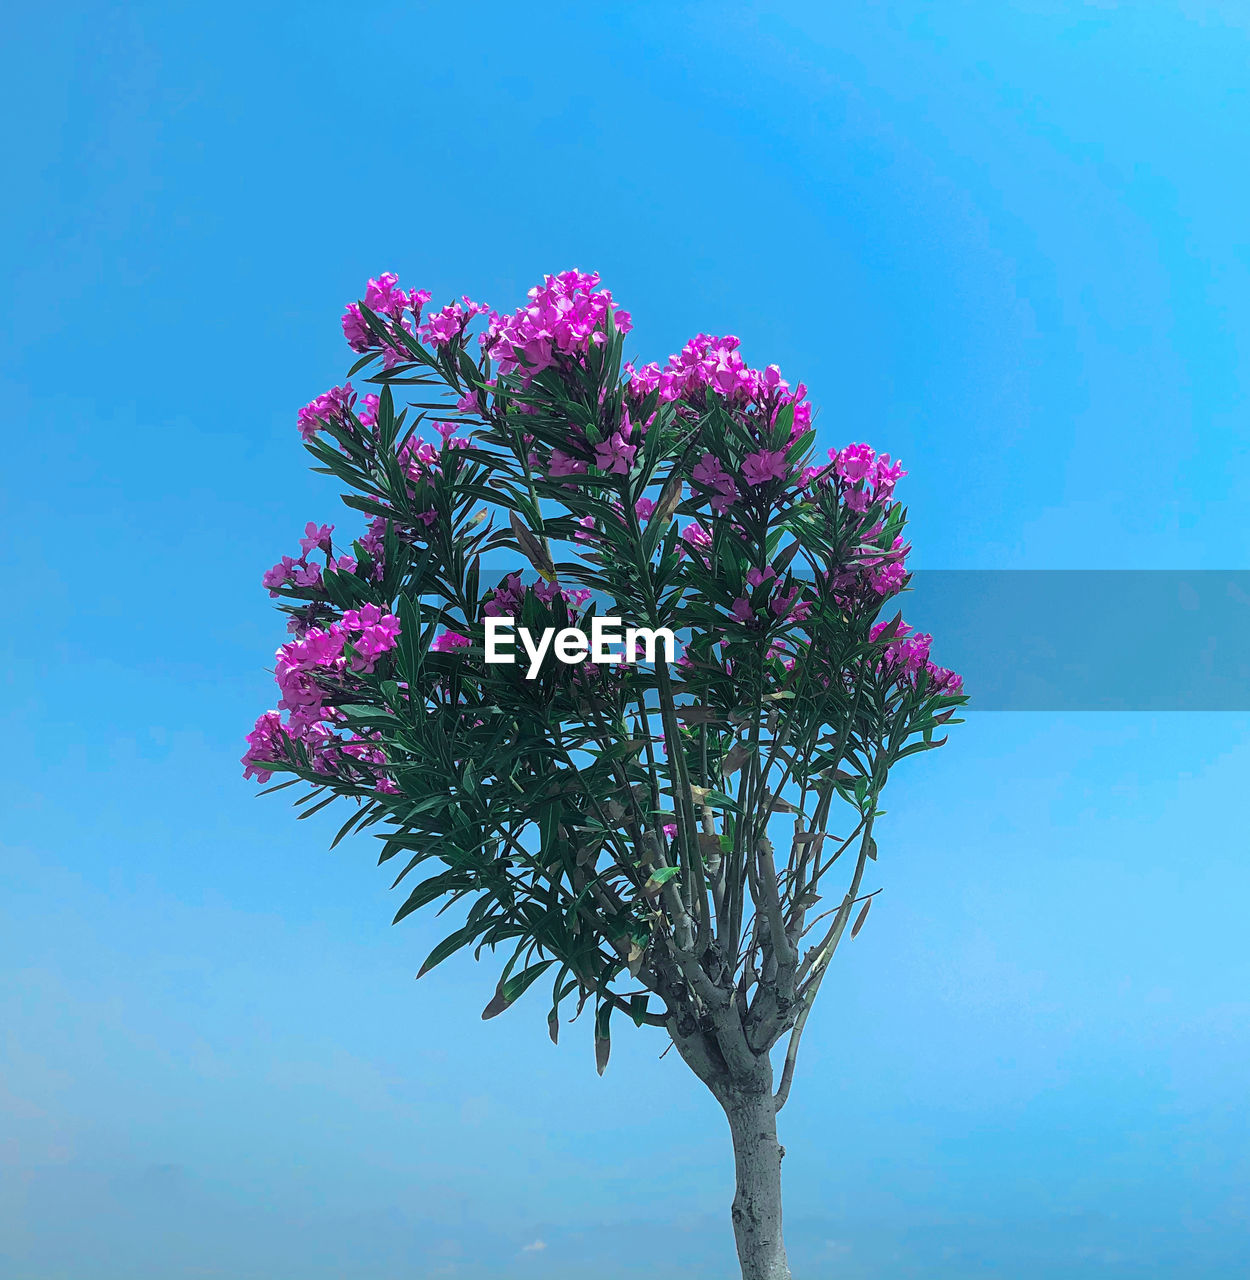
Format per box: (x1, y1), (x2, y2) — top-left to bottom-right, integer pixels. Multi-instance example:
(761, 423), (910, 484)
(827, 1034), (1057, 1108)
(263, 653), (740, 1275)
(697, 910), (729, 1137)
(719, 1080), (791, 1280)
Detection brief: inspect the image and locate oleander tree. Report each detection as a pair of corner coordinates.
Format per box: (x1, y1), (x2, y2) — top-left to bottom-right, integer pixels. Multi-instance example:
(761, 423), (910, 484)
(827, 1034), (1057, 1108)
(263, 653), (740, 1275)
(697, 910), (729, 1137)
(243, 269), (965, 1280)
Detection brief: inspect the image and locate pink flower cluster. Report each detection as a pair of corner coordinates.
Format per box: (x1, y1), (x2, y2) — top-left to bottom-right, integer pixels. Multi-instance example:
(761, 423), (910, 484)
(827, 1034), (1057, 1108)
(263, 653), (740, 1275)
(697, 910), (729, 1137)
(263, 522), (357, 597)
(594, 430), (637, 475)
(358, 393), (381, 428)
(274, 604), (399, 720)
(729, 566), (811, 626)
(420, 297), (491, 347)
(358, 516), (388, 567)
(861, 536), (909, 597)
(242, 712), (397, 793)
(242, 711), (299, 783)
(341, 272), (432, 368)
(341, 604), (402, 672)
(546, 448), (586, 479)
(481, 270), (632, 377)
(297, 384), (356, 442)
(691, 453), (739, 516)
(482, 572), (591, 620)
(482, 572), (526, 618)
(871, 619), (963, 694)
(242, 605), (404, 784)
(399, 435), (441, 480)
(628, 335), (812, 431)
(805, 443), (906, 514)
(431, 630), (471, 652)
(681, 522), (712, 552)
(398, 424), (473, 486)
(741, 448), (791, 487)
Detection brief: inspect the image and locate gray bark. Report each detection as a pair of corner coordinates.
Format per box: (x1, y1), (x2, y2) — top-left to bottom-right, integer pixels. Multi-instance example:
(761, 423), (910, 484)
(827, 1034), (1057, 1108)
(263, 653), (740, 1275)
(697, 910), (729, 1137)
(718, 1079), (791, 1280)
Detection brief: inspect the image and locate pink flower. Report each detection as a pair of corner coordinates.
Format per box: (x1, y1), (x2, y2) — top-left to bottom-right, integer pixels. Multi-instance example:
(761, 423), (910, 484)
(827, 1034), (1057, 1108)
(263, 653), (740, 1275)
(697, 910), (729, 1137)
(594, 431), (637, 475)
(483, 572), (525, 618)
(421, 303), (467, 346)
(837, 443), (876, 483)
(363, 272), (404, 315)
(481, 270), (630, 379)
(873, 453), (906, 498)
(872, 620), (935, 680)
(263, 555), (298, 597)
(341, 274), (430, 354)
(299, 522), (334, 556)
(709, 488), (737, 517)
(692, 452), (729, 489)
(692, 452), (739, 514)
(741, 449), (790, 486)
(242, 710), (288, 782)
(358, 393), (381, 428)
(350, 614), (402, 673)
(431, 630), (471, 652)
(433, 420), (474, 451)
(868, 562), (907, 596)
(420, 297), (489, 348)
(297, 384), (356, 440)
(342, 605), (374, 629)
(548, 449), (588, 478)
(627, 362), (662, 399)
(359, 517), (387, 562)
(926, 663), (963, 693)
(399, 436), (440, 481)
(341, 303), (372, 353)
(681, 522), (712, 551)
(769, 587), (808, 621)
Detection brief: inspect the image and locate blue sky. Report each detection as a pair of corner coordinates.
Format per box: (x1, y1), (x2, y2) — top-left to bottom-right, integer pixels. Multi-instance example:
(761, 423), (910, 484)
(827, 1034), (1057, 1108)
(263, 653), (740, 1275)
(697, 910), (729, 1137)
(3, 3), (1248, 1277)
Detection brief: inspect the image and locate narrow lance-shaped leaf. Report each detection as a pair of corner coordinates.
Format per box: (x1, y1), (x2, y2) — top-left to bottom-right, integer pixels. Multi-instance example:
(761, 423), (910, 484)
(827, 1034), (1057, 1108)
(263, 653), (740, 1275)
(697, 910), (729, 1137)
(594, 1002), (612, 1076)
(417, 920), (488, 979)
(482, 958), (557, 1019)
(509, 510), (556, 582)
(851, 896), (873, 939)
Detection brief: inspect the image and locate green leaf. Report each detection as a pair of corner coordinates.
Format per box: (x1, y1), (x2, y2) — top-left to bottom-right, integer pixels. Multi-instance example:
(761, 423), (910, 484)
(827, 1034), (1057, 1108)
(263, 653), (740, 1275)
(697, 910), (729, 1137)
(538, 802), (561, 853)
(698, 788), (743, 814)
(643, 865), (680, 901)
(629, 994), (649, 1028)
(594, 1002), (612, 1075)
(393, 868), (467, 925)
(509, 510), (556, 581)
(396, 593), (423, 685)
(481, 958), (556, 1019)
(417, 920), (487, 978)
(851, 896), (873, 938)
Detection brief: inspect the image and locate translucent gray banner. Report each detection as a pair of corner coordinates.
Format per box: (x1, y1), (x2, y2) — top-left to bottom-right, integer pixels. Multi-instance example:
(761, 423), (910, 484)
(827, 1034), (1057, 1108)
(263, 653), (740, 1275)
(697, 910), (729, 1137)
(473, 566), (1250, 710)
(898, 571), (1250, 710)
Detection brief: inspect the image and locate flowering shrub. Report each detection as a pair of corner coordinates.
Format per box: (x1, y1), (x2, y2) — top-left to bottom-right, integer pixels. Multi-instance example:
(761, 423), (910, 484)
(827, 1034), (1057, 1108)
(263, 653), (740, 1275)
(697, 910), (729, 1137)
(244, 268), (964, 1280)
